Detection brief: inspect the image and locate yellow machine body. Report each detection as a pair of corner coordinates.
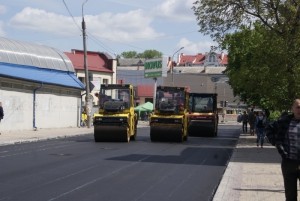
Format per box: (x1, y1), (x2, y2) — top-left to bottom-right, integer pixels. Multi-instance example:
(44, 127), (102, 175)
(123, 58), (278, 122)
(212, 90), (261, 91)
(150, 86), (189, 142)
(93, 84), (137, 142)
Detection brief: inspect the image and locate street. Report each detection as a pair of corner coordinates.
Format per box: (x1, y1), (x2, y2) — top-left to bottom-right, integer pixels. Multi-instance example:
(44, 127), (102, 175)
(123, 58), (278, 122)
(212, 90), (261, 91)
(0, 124), (240, 201)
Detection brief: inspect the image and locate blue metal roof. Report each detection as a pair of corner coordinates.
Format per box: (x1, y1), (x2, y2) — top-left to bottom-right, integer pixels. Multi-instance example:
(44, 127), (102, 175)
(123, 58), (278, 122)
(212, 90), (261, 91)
(0, 62), (85, 89)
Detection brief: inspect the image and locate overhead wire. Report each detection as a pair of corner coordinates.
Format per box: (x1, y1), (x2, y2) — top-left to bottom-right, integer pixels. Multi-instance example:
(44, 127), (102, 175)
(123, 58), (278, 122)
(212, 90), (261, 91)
(62, 0), (81, 32)
(61, 0), (200, 55)
(61, 0), (118, 56)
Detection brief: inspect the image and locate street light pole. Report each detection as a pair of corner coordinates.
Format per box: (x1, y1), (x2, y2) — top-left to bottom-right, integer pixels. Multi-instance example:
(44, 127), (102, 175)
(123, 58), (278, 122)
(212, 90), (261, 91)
(223, 83), (226, 122)
(171, 47), (184, 86)
(82, 0), (91, 128)
(211, 76), (229, 123)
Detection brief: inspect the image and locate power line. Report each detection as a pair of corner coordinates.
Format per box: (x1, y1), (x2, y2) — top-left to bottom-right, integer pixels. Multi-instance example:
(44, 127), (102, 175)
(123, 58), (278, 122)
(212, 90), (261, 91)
(61, 0), (118, 55)
(62, 0), (81, 32)
(87, 33), (118, 56)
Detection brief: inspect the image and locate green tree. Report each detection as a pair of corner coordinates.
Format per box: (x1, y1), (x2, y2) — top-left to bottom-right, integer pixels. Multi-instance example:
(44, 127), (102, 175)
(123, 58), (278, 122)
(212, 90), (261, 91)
(120, 50), (163, 59)
(121, 51), (138, 58)
(192, 0), (300, 109)
(222, 24), (292, 110)
(142, 50), (163, 59)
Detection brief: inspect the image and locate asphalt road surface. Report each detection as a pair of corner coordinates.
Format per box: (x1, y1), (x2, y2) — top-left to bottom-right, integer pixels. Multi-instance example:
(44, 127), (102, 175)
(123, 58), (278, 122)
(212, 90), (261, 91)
(0, 124), (240, 201)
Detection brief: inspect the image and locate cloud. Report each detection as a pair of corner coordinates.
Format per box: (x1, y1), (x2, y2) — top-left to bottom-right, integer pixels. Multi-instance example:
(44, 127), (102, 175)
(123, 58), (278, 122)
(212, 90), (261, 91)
(153, 0), (195, 21)
(0, 5), (6, 36)
(9, 7), (163, 43)
(0, 5), (7, 15)
(9, 7), (79, 36)
(86, 9), (163, 42)
(0, 22), (5, 36)
(177, 38), (218, 54)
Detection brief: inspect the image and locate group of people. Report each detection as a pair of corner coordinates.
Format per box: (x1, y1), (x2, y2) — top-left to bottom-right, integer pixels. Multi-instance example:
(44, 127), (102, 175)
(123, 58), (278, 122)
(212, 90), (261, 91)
(238, 109), (267, 148)
(273, 99), (300, 201)
(237, 99), (300, 201)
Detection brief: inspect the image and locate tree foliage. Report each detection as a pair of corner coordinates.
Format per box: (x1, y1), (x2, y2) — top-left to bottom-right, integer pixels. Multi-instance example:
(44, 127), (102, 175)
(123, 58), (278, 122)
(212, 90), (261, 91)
(142, 50), (163, 59)
(121, 51), (138, 58)
(192, 0), (300, 42)
(222, 24), (293, 110)
(120, 50), (162, 59)
(193, 0), (300, 110)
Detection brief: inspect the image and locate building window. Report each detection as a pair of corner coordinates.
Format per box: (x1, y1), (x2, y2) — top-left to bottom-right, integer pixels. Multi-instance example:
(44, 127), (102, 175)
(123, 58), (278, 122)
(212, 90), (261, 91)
(209, 54), (216, 62)
(103, 79), (109, 85)
(78, 77), (84, 83)
(89, 72), (93, 81)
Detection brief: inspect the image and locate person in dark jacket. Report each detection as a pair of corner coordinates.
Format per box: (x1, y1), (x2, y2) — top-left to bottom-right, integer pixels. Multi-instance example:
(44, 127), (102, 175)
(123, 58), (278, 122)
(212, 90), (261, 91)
(0, 102), (3, 122)
(241, 111), (248, 133)
(248, 108), (256, 135)
(255, 111), (267, 148)
(275, 99), (300, 201)
(0, 101), (3, 135)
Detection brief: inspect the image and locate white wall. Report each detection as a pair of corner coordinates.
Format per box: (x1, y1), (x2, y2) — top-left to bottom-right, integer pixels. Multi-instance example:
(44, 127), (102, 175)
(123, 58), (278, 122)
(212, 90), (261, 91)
(0, 90), (33, 131)
(35, 93), (80, 128)
(0, 89), (81, 132)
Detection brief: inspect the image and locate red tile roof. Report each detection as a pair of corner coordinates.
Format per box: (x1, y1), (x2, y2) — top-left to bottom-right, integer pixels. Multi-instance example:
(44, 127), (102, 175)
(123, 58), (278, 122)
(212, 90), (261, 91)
(219, 54), (228, 65)
(137, 85), (153, 97)
(65, 49), (113, 73)
(178, 53), (228, 66)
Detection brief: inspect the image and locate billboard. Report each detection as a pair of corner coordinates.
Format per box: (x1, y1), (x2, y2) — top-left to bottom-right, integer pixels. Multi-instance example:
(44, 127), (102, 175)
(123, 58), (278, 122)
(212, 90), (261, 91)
(144, 57), (168, 78)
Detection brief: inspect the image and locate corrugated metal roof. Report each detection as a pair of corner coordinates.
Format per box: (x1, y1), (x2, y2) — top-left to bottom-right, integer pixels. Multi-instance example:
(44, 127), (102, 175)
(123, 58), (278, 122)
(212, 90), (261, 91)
(0, 37), (84, 90)
(0, 37), (74, 72)
(0, 62), (85, 89)
(118, 58), (145, 66)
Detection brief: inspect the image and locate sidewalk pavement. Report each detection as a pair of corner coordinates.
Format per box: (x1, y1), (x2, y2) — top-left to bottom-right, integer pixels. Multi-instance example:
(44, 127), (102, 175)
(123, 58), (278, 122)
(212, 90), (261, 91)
(0, 121), (150, 146)
(213, 132), (285, 201)
(0, 121), (286, 200)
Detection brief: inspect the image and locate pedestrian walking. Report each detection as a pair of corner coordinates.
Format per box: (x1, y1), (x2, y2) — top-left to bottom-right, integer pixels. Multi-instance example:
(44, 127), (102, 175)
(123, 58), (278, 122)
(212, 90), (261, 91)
(273, 99), (300, 201)
(0, 102), (4, 134)
(248, 108), (256, 135)
(255, 111), (266, 148)
(81, 110), (87, 127)
(241, 111), (248, 133)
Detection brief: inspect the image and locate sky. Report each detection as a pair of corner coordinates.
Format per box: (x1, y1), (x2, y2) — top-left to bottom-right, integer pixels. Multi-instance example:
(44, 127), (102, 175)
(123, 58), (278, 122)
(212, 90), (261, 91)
(0, 0), (218, 58)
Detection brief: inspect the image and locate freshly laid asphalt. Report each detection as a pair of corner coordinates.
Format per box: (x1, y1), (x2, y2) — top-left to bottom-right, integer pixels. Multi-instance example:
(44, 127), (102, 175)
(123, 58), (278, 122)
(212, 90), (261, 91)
(0, 121), (286, 201)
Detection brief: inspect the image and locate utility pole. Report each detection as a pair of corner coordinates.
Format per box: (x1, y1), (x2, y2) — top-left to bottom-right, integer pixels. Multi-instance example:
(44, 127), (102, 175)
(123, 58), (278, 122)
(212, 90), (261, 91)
(82, 0), (91, 128)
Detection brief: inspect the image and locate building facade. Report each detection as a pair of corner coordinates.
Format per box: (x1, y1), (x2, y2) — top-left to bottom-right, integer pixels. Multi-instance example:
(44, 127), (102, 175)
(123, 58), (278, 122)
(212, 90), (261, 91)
(0, 37), (85, 132)
(116, 52), (243, 119)
(65, 50), (117, 107)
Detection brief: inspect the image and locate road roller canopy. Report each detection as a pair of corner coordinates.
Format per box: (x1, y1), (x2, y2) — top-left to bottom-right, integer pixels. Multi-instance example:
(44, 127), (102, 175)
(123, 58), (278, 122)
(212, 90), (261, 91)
(98, 84), (132, 110)
(155, 86), (187, 114)
(189, 93), (217, 113)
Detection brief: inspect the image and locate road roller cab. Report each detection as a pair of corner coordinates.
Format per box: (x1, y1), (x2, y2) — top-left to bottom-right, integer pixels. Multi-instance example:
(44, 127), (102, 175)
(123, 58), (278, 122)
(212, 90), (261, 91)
(93, 84), (138, 142)
(187, 93), (218, 137)
(150, 86), (189, 142)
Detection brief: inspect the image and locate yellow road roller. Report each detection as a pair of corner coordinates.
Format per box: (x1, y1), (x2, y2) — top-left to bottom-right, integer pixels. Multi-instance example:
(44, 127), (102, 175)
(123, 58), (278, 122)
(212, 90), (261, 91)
(93, 84), (138, 142)
(150, 86), (189, 142)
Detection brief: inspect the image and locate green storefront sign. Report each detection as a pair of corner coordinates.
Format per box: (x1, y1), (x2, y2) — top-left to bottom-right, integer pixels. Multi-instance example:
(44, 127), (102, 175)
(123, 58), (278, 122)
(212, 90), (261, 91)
(144, 57), (168, 78)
